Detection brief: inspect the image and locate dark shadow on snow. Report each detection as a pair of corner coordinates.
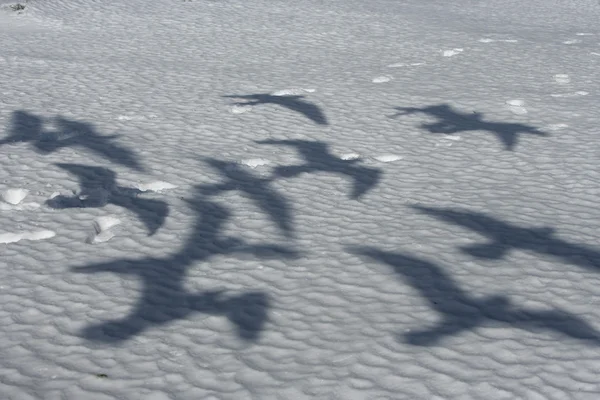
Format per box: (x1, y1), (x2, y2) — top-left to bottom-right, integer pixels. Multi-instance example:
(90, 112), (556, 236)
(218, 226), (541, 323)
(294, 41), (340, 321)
(413, 205), (600, 272)
(390, 104), (547, 150)
(72, 190), (299, 343)
(351, 247), (600, 346)
(1, 111), (144, 170)
(224, 93), (328, 125)
(256, 139), (381, 199)
(198, 157), (295, 238)
(46, 163), (167, 235)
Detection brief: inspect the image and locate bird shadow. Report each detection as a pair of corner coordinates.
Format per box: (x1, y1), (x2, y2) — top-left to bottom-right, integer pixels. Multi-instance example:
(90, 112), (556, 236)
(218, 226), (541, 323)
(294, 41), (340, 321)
(389, 104), (547, 150)
(46, 163), (168, 236)
(198, 157), (295, 238)
(71, 190), (299, 343)
(413, 205), (600, 272)
(0, 111), (144, 171)
(256, 139), (382, 199)
(350, 247), (600, 346)
(224, 93), (328, 125)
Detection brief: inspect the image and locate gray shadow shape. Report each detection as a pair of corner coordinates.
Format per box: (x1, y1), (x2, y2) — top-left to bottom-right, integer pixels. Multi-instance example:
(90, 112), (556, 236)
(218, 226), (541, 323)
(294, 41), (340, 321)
(390, 104), (547, 150)
(198, 158), (294, 238)
(72, 192), (299, 343)
(224, 93), (328, 125)
(46, 163), (167, 235)
(1, 111), (144, 171)
(413, 205), (600, 271)
(351, 247), (600, 346)
(256, 139), (381, 199)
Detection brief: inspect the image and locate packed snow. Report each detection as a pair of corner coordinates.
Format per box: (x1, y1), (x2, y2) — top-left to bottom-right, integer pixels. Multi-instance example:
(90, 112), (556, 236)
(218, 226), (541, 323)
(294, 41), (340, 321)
(1, 0), (600, 398)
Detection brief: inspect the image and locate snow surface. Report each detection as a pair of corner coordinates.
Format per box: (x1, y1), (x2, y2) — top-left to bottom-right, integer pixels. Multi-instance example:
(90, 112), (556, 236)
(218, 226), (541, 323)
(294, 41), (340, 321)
(1, 0), (600, 398)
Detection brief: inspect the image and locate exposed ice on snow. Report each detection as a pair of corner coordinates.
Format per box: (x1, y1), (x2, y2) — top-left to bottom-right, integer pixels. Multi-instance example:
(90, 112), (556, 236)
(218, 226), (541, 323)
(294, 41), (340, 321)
(230, 104), (253, 114)
(2, 188), (28, 205)
(506, 99), (528, 115)
(546, 123), (569, 131)
(387, 62), (425, 68)
(340, 153), (361, 160)
(133, 181), (178, 192)
(554, 74), (571, 84)
(372, 154), (403, 162)
(93, 216), (122, 233)
(271, 88), (316, 96)
(442, 48), (464, 57)
(240, 158), (271, 168)
(0, 230), (55, 244)
(372, 75), (393, 83)
(550, 91), (589, 98)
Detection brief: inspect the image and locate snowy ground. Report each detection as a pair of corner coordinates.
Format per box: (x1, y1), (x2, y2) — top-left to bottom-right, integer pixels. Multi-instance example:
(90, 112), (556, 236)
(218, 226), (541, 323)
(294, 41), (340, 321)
(1, 0), (600, 398)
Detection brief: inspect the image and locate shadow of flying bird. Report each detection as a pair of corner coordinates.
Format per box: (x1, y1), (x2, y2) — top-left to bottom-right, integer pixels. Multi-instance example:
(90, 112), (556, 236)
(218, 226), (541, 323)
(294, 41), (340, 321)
(198, 158), (294, 238)
(390, 104), (547, 150)
(46, 163), (168, 235)
(352, 247), (600, 346)
(1, 111), (144, 170)
(72, 193), (298, 343)
(224, 93), (328, 125)
(256, 139), (381, 199)
(413, 205), (600, 271)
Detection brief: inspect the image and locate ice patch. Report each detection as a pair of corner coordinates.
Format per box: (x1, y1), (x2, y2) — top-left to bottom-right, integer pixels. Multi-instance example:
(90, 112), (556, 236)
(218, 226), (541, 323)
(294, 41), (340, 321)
(478, 38), (518, 43)
(554, 74), (571, 84)
(387, 62), (424, 68)
(240, 158), (270, 168)
(440, 135), (462, 141)
(442, 48), (464, 57)
(134, 181), (177, 192)
(576, 33), (593, 36)
(93, 216), (122, 233)
(0, 230), (55, 244)
(373, 154), (402, 162)
(550, 91), (588, 98)
(372, 76), (392, 83)
(87, 216), (121, 244)
(230, 104), (253, 114)
(340, 153), (361, 161)
(2, 188), (28, 205)
(0, 202), (40, 211)
(563, 39), (582, 44)
(87, 230), (115, 244)
(591, 52), (600, 56)
(271, 88), (316, 96)
(115, 115), (153, 121)
(546, 123), (569, 131)
(506, 99), (528, 115)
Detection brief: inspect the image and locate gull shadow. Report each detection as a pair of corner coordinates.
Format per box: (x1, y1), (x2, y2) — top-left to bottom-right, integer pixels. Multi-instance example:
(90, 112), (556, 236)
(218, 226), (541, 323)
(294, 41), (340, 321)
(198, 157), (294, 238)
(390, 104), (547, 150)
(72, 191), (299, 343)
(1, 111), (144, 170)
(256, 139), (381, 199)
(413, 205), (600, 272)
(224, 93), (328, 125)
(351, 247), (600, 346)
(46, 164), (168, 235)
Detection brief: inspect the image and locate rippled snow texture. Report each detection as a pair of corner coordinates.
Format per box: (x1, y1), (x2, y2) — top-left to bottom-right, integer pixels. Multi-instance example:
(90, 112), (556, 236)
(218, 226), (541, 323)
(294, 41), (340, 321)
(1, 0), (600, 399)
